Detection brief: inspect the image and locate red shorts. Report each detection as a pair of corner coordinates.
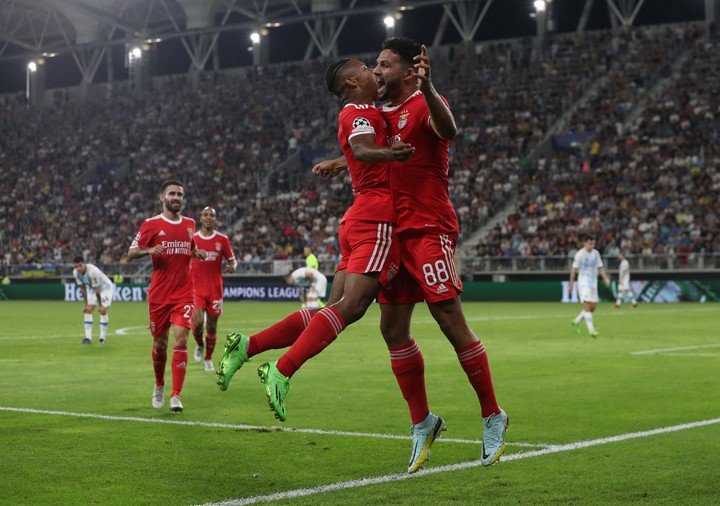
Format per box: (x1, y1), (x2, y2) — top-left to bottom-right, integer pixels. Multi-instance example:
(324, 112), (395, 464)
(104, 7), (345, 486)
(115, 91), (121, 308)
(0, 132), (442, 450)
(378, 230), (463, 304)
(336, 220), (400, 286)
(149, 302), (195, 338)
(194, 294), (223, 318)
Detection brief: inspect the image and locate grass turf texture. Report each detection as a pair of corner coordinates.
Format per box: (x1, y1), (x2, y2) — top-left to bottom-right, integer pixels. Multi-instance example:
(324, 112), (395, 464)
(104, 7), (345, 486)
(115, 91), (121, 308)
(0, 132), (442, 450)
(0, 300), (718, 505)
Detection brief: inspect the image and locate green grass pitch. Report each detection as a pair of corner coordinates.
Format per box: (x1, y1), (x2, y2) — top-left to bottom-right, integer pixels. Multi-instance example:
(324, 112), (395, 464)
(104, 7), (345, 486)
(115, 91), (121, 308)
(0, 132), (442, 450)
(1, 300), (719, 505)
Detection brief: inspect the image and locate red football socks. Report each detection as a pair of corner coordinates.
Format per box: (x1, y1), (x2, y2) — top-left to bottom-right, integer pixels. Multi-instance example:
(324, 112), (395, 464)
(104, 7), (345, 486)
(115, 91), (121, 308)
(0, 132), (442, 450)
(456, 340), (500, 418)
(171, 346), (188, 397)
(389, 339), (429, 425)
(152, 346), (166, 387)
(247, 308), (316, 357)
(204, 332), (217, 360)
(276, 306), (346, 378)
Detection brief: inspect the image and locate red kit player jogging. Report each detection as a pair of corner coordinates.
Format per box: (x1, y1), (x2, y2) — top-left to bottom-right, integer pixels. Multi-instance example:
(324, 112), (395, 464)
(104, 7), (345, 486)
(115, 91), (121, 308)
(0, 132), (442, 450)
(190, 206), (237, 372)
(128, 180), (206, 413)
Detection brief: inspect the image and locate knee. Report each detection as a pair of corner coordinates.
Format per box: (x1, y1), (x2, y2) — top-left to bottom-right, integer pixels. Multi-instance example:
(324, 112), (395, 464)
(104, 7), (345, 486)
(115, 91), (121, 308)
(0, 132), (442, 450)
(83, 307), (93, 315)
(337, 299), (369, 326)
(380, 319), (410, 347)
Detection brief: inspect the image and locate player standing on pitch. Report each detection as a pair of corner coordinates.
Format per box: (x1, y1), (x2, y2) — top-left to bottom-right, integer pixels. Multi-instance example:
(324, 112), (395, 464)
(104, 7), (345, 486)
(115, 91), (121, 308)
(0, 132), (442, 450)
(570, 235), (611, 337)
(128, 180), (206, 412)
(190, 206), (237, 372)
(72, 257), (115, 345)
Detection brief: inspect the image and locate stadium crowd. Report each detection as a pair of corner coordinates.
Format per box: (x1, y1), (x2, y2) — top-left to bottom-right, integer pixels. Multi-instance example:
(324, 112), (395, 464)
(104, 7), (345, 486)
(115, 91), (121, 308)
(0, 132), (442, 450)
(1, 24), (718, 271)
(476, 29), (720, 261)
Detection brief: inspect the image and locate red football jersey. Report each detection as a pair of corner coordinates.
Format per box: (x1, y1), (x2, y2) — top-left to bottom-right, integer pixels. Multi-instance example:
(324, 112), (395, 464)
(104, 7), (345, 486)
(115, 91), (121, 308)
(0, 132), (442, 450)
(191, 231), (235, 298)
(337, 103), (395, 223)
(130, 214), (196, 304)
(381, 91), (459, 234)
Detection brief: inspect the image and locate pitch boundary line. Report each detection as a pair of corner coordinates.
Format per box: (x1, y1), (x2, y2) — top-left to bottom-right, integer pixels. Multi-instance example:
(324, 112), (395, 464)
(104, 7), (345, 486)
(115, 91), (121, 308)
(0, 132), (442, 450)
(630, 343), (720, 355)
(0, 406), (546, 448)
(199, 417), (720, 506)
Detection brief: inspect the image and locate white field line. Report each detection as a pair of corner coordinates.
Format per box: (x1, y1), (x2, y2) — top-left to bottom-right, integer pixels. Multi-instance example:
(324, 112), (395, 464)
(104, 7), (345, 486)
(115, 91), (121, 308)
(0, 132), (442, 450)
(630, 343), (720, 355)
(661, 353), (719, 357)
(200, 417), (720, 506)
(0, 406), (546, 448)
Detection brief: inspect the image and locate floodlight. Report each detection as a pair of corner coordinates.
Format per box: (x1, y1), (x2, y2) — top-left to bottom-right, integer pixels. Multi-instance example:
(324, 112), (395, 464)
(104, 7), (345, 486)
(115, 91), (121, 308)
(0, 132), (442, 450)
(27, 61), (37, 72)
(130, 47), (142, 59)
(384, 16), (395, 28)
(534, 0), (546, 12)
(250, 32), (261, 44)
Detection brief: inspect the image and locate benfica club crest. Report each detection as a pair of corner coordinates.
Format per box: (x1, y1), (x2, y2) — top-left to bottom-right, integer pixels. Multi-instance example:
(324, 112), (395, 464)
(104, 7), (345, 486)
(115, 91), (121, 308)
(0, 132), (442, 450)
(398, 111), (409, 129)
(215, 242), (222, 251)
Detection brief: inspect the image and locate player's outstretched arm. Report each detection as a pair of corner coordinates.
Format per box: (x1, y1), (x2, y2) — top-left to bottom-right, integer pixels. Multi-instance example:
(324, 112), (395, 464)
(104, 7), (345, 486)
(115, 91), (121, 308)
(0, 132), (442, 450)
(350, 134), (414, 163)
(413, 44), (457, 140)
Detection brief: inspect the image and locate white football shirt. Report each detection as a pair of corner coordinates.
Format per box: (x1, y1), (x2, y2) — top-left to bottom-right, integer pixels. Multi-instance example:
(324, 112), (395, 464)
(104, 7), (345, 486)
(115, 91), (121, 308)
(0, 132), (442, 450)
(618, 258), (631, 287)
(73, 263), (114, 292)
(572, 249), (603, 289)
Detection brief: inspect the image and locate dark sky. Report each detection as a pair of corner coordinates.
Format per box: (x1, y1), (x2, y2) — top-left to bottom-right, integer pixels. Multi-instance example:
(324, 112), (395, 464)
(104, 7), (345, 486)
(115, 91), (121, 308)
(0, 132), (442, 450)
(0, 0), (708, 94)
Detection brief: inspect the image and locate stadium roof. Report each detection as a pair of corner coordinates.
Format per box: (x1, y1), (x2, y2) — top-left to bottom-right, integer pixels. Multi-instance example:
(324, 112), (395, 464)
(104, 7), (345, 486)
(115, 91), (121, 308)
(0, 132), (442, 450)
(1, 0), (683, 62)
(0, 0), (710, 93)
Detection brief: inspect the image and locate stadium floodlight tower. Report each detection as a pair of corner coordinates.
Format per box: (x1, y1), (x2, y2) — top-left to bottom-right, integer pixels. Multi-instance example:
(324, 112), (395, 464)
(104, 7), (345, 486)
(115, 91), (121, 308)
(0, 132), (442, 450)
(250, 28), (269, 66)
(384, 14), (398, 38)
(25, 59), (45, 108)
(533, 0), (549, 61)
(126, 44), (151, 93)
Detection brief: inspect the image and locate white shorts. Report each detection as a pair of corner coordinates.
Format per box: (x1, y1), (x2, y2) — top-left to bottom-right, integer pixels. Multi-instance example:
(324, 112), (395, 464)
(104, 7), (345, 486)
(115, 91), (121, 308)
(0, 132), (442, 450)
(87, 286), (114, 307)
(307, 279), (327, 299)
(578, 285), (599, 304)
(617, 283), (630, 292)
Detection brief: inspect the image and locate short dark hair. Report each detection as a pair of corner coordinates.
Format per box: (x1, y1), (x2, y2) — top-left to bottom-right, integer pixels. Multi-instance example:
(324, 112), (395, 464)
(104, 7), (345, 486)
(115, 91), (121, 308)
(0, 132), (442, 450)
(73, 256), (84, 264)
(160, 179), (183, 193)
(325, 58), (351, 97)
(381, 37), (422, 67)
(583, 234), (596, 242)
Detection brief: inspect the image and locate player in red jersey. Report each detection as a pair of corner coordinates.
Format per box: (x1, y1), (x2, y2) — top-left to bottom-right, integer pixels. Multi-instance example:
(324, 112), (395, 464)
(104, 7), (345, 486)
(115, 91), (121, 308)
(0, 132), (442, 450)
(375, 37), (507, 467)
(316, 38), (508, 468)
(128, 180), (206, 413)
(190, 206), (237, 372)
(216, 59), (415, 438)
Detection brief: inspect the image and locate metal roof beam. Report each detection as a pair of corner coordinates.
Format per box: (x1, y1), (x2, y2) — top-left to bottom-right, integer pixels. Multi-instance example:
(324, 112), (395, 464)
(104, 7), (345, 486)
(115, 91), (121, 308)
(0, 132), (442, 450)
(54, 0), (139, 34)
(0, 0), (459, 63)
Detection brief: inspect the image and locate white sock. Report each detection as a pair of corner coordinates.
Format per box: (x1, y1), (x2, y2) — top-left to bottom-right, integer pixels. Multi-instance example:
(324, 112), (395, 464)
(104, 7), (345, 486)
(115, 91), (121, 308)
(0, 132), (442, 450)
(615, 298), (622, 306)
(100, 314), (109, 339)
(84, 314), (93, 340)
(584, 311), (596, 332)
(574, 311), (585, 324)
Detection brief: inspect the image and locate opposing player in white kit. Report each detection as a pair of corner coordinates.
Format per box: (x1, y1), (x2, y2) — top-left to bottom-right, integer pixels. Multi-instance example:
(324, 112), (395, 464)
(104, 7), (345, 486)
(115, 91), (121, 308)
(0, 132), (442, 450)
(286, 266), (327, 309)
(568, 237), (611, 337)
(614, 252), (638, 308)
(73, 256), (115, 344)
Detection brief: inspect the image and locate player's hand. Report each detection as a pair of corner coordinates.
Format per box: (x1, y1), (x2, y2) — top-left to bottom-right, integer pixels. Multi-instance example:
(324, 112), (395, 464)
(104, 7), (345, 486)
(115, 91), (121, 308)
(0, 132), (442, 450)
(195, 248), (207, 260)
(224, 263), (237, 274)
(149, 245), (164, 255)
(413, 45), (432, 92)
(568, 283), (574, 295)
(391, 141), (415, 161)
(313, 160), (345, 178)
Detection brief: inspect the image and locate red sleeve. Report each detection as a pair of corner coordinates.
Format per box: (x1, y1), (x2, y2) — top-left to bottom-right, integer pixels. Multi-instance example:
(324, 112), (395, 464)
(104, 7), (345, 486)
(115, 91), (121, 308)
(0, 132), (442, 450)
(131, 219), (152, 249)
(222, 236), (235, 261)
